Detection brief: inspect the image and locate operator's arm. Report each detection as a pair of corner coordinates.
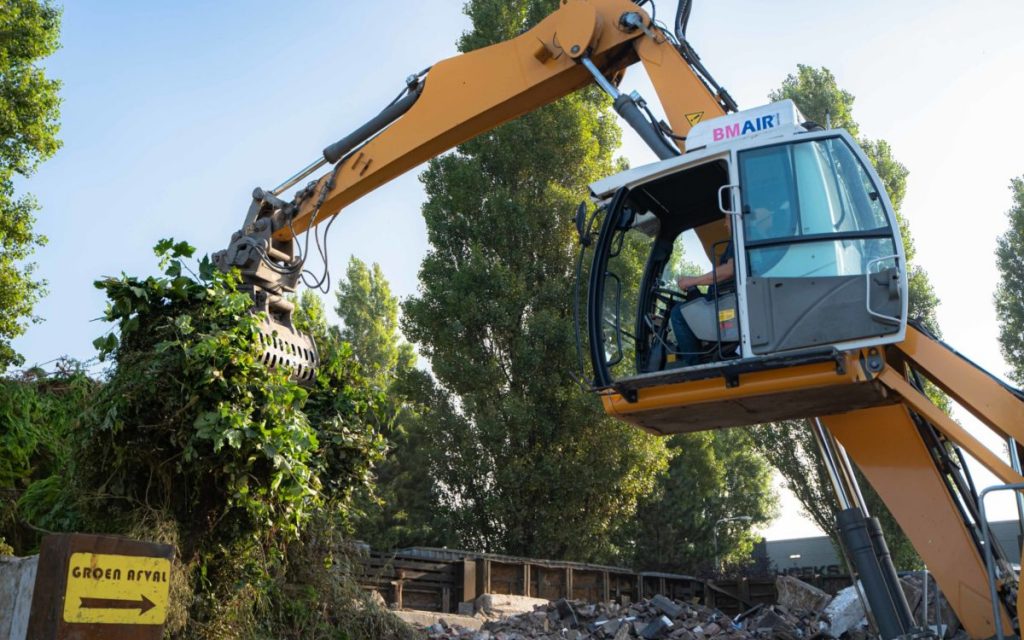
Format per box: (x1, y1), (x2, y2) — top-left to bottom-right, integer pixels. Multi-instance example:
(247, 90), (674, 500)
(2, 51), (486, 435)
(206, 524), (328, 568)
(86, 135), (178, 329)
(677, 259), (733, 289)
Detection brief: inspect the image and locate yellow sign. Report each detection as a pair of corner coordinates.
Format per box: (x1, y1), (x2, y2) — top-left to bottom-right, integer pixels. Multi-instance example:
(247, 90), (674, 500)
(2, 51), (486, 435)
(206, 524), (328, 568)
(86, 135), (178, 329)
(718, 308), (736, 322)
(63, 552), (170, 625)
(685, 111), (704, 126)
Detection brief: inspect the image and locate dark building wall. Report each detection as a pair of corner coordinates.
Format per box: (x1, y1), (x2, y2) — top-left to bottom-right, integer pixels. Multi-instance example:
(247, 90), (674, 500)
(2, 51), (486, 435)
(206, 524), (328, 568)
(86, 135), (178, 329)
(760, 520), (1023, 574)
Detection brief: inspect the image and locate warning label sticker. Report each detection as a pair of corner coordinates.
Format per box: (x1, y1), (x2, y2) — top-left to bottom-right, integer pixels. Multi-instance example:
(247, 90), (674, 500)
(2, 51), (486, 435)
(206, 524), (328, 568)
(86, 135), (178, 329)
(685, 111), (704, 126)
(63, 552), (170, 625)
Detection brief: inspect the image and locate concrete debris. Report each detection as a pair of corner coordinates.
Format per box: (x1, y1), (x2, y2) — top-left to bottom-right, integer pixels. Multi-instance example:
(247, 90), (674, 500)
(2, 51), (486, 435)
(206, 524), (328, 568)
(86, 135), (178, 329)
(775, 575), (832, 612)
(821, 585), (866, 639)
(477, 593), (553, 618)
(422, 594), (832, 640)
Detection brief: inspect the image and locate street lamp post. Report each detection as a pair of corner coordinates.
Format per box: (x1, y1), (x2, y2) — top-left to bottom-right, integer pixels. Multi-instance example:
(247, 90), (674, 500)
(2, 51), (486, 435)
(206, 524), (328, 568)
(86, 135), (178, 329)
(713, 515), (752, 572)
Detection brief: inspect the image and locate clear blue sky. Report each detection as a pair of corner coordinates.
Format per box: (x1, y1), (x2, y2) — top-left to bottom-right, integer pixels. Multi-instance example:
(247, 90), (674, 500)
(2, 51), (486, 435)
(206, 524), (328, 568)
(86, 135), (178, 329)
(12, 0), (1024, 538)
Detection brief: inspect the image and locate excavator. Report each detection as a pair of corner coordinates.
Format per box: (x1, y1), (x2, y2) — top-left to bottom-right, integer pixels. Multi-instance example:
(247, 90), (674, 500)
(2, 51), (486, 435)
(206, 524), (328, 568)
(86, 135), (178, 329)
(211, 1), (1024, 637)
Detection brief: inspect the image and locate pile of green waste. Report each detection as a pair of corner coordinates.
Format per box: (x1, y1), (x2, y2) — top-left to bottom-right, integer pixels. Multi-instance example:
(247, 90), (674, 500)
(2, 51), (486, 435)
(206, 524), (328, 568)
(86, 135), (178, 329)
(1, 240), (415, 639)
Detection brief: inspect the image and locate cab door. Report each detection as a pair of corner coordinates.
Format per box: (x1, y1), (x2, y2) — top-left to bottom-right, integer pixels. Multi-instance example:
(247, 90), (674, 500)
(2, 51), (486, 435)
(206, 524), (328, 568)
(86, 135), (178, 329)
(735, 132), (908, 355)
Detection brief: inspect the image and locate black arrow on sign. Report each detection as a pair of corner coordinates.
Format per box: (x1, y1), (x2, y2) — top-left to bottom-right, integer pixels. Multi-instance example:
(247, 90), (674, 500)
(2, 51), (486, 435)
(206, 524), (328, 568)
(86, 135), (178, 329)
(80, 594), (156, 615)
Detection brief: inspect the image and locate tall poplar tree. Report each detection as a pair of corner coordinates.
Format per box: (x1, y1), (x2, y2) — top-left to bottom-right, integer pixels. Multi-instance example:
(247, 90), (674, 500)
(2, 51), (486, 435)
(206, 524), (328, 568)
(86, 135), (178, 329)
(0, 1), (62, 368)
(995, 177), (1024, 385)
(401, 0), (668, 563)
(333, 257), (449, 549)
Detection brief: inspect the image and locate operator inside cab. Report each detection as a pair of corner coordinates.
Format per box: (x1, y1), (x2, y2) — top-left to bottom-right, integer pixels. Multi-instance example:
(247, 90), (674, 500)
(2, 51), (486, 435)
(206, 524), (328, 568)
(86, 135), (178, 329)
(667, 215), (736, 368)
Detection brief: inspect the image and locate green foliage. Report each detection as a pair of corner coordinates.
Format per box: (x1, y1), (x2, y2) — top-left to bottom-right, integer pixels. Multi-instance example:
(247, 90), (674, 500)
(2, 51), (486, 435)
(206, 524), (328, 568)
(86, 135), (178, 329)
(334, 257), (415, 386)
(400, 0), (668, 563)
(0, 239), (394, 638)
(330, 258), (449, 550)
(271, 512), (420, 640)
(770, 65), (858, 135)
(749, 422), (836, 538)
(81, 241), (323, 550)
(995, 176), (1024, 385)
(630, 429), (778, 573)
(0, 0), (63, 368)
(0, 366), (93, 552)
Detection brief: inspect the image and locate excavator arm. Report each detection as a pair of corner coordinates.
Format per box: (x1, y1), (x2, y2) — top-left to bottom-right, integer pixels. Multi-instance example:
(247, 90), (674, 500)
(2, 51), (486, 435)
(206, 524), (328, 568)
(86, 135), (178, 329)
(213, 0), (733, 383)
(275, 0), (732, 239)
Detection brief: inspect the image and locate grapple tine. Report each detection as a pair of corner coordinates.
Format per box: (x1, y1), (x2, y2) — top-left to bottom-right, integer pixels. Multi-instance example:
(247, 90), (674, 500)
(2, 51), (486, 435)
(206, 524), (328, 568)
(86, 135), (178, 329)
(213, 190), (320, 384)
(256, 318), (318, 384)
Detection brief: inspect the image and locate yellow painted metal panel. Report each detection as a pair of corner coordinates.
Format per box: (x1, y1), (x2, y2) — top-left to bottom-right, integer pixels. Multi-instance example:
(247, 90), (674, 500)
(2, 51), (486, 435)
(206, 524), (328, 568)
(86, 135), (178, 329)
(878, 367), (1024, 485)
(604, 354), (868, 417)
(825, 406), (1007, 638)
(63, 552), (170, 625)
(896, 326), (1024, 442)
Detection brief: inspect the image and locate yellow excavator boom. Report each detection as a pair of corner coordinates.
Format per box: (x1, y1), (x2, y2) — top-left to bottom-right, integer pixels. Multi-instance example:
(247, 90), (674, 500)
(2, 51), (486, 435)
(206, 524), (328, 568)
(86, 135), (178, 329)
(276, 0), (729, 240)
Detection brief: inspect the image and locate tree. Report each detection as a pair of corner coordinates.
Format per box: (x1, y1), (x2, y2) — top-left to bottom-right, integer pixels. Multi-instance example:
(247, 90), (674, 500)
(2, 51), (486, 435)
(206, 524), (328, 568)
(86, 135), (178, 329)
(334, 257), (415, 386)
(630, 429), (778, 573)
(995, 177), (1024, 385)
(756, 66), (944, 570)
(770, 65), (858, 134)
(331, 257), (450, 549)
(0, 1), (62, 368)
(400, 0), (668, 563)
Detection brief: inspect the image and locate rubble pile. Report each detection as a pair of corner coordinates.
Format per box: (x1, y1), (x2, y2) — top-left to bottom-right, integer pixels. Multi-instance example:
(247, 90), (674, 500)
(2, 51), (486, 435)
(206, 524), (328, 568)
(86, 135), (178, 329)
(424, 593), (838, 640)
(420, 575), (967, 640)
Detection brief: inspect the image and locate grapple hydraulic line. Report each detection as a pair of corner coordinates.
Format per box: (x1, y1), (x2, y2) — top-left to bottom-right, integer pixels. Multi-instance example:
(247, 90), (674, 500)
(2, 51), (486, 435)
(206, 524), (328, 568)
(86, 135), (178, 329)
(213, 75), (427, 383)
(210, 0), (734, 384)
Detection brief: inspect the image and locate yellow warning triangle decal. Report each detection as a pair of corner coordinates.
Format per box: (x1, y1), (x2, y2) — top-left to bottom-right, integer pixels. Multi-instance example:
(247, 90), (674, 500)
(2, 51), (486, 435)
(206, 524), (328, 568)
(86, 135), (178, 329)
(685, 111), (704, 126)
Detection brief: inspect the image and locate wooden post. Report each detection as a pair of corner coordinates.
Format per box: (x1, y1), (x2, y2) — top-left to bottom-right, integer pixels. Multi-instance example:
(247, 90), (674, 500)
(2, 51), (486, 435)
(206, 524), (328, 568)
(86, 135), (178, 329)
(462, 559), (477, 604)
(392, 575), (404, 610)
(566, 567), (574, 599)
(523, 564), (532, 597)
(739, 577), (750, 605)
(602, 571), (611, 603)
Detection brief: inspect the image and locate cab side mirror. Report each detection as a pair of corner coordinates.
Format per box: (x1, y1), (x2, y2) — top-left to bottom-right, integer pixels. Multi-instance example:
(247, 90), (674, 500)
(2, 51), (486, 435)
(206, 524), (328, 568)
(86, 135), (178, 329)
(574, 201), (591, 246)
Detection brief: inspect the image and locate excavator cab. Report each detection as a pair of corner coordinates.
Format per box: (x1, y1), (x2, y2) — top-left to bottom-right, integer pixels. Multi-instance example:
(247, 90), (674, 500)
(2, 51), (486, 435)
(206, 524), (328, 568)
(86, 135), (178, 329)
(578, 101), (908, 432)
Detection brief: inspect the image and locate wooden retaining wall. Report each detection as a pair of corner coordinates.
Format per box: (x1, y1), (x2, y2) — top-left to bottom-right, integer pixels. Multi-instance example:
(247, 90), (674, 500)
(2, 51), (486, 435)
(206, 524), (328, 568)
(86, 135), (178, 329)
(355, 547), (855, 615)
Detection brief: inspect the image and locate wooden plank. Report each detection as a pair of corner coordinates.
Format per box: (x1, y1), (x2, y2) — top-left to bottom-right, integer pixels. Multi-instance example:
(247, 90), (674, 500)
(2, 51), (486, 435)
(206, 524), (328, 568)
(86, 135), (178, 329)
(364, 557), (459, 573)
(463, 560), (477, 603)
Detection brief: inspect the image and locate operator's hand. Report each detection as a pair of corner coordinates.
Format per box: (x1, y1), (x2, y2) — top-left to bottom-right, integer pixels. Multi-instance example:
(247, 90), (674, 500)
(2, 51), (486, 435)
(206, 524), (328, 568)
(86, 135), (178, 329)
(677, 276), (697, 289)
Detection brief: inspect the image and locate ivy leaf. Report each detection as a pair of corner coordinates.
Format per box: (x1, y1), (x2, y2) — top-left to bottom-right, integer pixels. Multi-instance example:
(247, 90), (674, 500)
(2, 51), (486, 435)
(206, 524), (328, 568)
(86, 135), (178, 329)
(92, 333), (118, 358)
(198, 255), (215, 281)
(174, 315), (194, 335)
(172, 241), (196, 258)
(154, 238), (174, 256)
